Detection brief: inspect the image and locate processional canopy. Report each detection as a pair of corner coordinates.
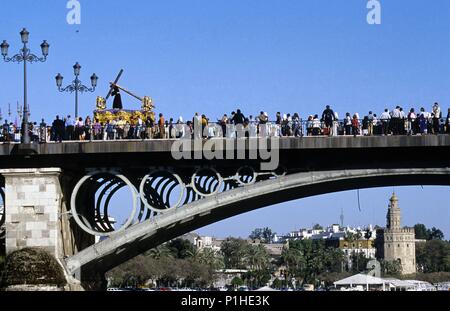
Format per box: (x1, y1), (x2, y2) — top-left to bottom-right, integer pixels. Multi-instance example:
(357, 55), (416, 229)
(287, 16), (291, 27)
(94, 69), (155, 123)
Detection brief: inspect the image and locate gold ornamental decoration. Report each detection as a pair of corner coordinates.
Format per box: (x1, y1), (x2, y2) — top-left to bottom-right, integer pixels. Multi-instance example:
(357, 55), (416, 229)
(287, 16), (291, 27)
(96, 96), (106, 110)
(93, 70), (156, 124)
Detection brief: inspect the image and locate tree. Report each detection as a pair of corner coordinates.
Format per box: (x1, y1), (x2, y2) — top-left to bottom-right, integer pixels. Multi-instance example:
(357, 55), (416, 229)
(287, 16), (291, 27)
(230, 276), (244, 289)
(262, 227), (275, 243)
(167, 239), (195, 259)
(245, 244), (269, 271)
(249, 227), (275, 243)
(444, 255), (450, 272)
(186, 247), (202, 262)
(281, 247), (305, 275)
(381, 259), (403, 277)
(313, 224), (323, 230)
(414, 224), (428, 240)
(323, 247), (346, 273)
(351, 252), (370, 273)
(1, 248), (66, 288)
(414, 224), (445, 241)
(244, 244), (271, 288)
(146, 245), (173, 260)
(221, 238), (249, 269)
(416, 240), (450, 273)
(345, 232), (356, 242)
(428, 227), (444, 241)
(249, 228), (263, 241)
(272, 278), (282, 289)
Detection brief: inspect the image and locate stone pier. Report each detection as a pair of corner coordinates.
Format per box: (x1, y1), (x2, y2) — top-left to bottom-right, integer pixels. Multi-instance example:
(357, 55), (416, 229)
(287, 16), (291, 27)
(0, 168), (74, 259)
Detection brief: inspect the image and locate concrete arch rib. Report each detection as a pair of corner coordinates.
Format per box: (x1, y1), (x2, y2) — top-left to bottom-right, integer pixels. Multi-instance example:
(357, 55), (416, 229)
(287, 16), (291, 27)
(66, 167), (450, 274)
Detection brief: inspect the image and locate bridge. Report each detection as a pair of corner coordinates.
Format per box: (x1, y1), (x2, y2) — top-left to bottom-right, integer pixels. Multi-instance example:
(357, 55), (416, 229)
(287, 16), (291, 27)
(0, 135), (449, 289)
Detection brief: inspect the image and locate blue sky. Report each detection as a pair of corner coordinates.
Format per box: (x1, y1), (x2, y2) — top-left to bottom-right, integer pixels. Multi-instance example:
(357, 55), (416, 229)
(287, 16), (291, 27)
(0, 1), (448, 237)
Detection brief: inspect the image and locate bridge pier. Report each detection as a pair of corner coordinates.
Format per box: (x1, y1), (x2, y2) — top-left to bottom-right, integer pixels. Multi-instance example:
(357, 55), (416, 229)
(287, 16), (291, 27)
(0, 168), (84, 290)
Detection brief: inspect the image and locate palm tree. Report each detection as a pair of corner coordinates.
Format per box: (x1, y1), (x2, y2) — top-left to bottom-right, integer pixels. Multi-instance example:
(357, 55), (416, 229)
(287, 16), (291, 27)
(199, 248), (224, 269)
(147, 245), (173, 260)
(281, 247), (305, 284)
(186, 247), (202, 262)
(245, 244), (270, 288)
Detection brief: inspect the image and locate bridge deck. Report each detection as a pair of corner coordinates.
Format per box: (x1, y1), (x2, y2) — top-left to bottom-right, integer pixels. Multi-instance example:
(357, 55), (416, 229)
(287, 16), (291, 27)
(0, 135), (449, 155)
(0, 135), (448, 171)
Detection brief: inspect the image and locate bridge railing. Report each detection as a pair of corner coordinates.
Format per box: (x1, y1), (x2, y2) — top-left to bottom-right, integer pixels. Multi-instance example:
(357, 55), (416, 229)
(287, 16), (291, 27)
(0, 117), (449, 143)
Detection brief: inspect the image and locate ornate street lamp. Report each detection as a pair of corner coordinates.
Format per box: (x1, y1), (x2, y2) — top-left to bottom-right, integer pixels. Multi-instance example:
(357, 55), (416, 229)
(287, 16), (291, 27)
(56, 62), (98, 117)
(0, 28), (49, 144)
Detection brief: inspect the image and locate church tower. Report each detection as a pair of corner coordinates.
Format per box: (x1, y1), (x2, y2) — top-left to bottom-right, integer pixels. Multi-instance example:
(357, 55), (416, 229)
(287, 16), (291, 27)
(383, 193), (416, 275)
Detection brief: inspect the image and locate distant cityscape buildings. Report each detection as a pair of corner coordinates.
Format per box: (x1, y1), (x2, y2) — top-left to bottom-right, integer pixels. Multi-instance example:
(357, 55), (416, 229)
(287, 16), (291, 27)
(184, 193), (418, 275)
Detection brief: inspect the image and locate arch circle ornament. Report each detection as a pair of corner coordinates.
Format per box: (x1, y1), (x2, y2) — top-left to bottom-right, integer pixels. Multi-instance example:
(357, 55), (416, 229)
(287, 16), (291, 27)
(70, 170), (139, 237)
(190, 167), (223, 197)
(235, 166), (257, 186)
(139, 170), (186, 213)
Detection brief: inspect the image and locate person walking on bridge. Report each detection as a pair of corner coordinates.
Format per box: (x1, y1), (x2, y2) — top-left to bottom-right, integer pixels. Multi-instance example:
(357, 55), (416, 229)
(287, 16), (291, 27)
(158, 113), (165, 139)
(52, 115), (65, 143)
(321, 105), (335, 136)
(380, 109), (391, 135)
(432, 102), (441, 134)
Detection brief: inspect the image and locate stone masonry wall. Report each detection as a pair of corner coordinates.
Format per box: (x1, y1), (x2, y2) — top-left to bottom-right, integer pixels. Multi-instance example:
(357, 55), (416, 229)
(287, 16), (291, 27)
(1, 168), (65, 257)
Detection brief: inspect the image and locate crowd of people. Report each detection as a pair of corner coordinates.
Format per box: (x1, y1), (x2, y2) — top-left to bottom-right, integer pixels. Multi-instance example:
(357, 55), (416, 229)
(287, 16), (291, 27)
(1, 103), (449, 143)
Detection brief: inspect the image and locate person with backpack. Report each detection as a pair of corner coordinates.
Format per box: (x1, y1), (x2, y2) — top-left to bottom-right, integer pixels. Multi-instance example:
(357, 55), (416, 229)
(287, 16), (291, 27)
(321, 105), (335, 136)
(258, 111), (268, 137)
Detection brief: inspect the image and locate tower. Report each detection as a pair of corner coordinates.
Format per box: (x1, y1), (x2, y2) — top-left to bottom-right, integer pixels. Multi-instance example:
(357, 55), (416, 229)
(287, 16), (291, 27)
(340, 208), (344, 228)
(386, 193), (401, 230)
(383, 193), (416, 275)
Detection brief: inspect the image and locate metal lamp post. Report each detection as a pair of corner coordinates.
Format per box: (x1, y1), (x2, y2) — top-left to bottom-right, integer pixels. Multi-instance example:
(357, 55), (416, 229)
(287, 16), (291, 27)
(55, 62), (98, 118)
(0, 28), (49, 144)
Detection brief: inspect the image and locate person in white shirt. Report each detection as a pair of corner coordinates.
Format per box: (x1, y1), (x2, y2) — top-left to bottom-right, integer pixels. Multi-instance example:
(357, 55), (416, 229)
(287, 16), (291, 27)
(399, 108), (406, 135)
(380, 109), (391, 135)
(391, 106), (402, 135)
(135, 117), (143, 139)
(312, 114), (321, 136)
(65, 115), (75, 140)
(193, 112), (202, 139)
(344, 112), (352, 135)
(332, 112), (339, 136)
(432, 102), (441, 134)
